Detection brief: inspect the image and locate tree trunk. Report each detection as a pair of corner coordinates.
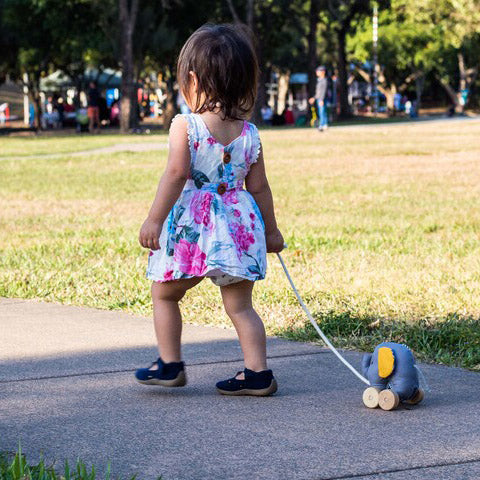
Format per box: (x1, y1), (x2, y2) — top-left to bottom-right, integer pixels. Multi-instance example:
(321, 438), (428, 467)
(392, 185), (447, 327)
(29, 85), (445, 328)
(415, 75), (424, 111)
(226, 0), (262, 122)
(252, 5), (267, 124)
(436, 53), (478, 114)
(436, 74), (459, 110)
(253, 62), (267, 124)
(307, 0), (320, 98)
(33, 92), (42, 132)
(455, 52), (478, 113)
(163, 67), (176, 130)
(277, 72), (290, 114)
(385, 87), (395, 114)
(130, 64), (141, 129)
(456, 52), (466, 113)
(336, 27), (351, 118)
(27, 74), (43, 131)
(119, 0), (139, 133)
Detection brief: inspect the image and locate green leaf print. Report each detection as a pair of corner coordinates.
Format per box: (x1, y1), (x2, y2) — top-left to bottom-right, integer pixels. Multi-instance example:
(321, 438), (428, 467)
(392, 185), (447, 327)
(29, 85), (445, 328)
(177, 225), (200, 245)
(209, 241), (233, 256)
(245, 251), (263, 277)
(248, 264), (262, 276)
(175, 205), (186, 222)
(217, 164), (224, 178)
(211, 197), (220, 215)
(186, 230), (200, 244)
(192, 169), (210, 189)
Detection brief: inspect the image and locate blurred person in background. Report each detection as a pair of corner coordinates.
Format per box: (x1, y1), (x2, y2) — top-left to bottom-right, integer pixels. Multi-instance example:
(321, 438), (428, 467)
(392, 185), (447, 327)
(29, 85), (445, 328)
(87, 81), (100, 133)
(309, 66), (328, 132)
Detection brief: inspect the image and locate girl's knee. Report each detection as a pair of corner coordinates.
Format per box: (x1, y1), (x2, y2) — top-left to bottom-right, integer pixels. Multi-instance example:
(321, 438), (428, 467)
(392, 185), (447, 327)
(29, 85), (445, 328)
(224, 303), (255, 320)
(151, 281), (186, 302)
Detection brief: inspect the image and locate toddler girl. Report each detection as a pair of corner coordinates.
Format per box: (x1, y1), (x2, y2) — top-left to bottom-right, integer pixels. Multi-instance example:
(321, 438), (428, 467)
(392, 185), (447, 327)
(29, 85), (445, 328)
(135, 23), (284, 396)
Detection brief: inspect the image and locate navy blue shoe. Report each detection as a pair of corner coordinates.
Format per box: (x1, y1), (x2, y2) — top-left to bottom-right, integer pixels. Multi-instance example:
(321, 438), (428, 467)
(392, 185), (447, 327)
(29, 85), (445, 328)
(216, 368), (277, 396)
(135, 357), (186, 387)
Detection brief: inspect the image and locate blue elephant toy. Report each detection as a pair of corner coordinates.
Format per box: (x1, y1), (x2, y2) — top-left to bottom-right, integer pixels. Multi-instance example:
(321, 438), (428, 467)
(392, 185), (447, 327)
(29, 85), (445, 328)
(361, 342), (425, 410)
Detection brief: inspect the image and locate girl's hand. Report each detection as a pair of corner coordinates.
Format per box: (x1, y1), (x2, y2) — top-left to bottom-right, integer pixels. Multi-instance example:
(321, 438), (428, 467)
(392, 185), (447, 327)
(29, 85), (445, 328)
(266, 228), (285, 253)
(139, 217), (162, 250)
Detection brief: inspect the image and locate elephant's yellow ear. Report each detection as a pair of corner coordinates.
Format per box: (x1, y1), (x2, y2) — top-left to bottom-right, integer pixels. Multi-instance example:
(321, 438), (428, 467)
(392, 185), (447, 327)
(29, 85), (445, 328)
(378, 347), (395, 378)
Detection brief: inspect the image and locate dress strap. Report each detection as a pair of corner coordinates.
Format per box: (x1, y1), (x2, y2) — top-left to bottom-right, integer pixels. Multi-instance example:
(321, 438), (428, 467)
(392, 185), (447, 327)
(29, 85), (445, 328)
(176, 113), (199, 162)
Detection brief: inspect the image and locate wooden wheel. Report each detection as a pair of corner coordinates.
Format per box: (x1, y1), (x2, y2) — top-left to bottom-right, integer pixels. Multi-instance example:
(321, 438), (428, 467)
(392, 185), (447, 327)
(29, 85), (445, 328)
(362, 387), (381, 409)
(378, 389), (400, 411)
(405, 388), (424, 405)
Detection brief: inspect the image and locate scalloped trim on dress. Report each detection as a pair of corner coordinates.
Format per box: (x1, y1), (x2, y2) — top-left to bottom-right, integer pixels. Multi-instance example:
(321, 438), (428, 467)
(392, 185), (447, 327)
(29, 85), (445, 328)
(249, 123), (262, 167)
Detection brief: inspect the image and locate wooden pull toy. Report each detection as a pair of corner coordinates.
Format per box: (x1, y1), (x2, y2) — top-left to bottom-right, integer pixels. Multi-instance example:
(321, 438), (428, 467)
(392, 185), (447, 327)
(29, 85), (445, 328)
(276, 253), (427, 411)
(361, 342), (425, 411)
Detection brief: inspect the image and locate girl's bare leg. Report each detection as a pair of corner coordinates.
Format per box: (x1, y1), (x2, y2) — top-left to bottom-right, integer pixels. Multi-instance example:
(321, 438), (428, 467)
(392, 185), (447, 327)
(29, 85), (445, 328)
(151, 277), (203, 363)
(220, 280), (267, 378)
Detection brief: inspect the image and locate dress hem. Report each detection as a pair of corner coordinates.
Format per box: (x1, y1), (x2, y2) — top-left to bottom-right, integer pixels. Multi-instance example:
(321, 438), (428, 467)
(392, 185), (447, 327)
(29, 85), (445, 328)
(146, 267), (265, 284)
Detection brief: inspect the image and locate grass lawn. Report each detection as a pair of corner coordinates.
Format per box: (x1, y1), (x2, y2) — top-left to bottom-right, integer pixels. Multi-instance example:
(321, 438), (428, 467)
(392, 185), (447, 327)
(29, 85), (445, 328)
(1, 121), (480, 369)
(0, 132), (165, 158)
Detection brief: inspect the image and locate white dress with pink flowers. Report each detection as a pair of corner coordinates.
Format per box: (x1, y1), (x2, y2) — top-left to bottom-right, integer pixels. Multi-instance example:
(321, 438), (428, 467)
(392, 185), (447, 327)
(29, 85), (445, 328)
(146, 113), (267, 285)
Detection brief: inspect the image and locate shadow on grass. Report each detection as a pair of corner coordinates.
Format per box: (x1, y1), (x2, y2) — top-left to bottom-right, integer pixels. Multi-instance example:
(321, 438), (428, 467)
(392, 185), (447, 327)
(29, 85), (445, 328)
(273, 312), (480, 371)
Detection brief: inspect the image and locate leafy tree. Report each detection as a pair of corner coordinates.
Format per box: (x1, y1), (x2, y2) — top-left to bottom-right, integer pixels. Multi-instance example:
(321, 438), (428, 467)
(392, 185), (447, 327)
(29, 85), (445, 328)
(307, 0), (321, 98)
(349, 0), (434, 111)
(421, 0), (480, 111)
(324, 0), (371, 118)
(118, 0), (139, 132)
(227, 0), (309, 122)
(3, 0), (58, 129)
(3, 0), (116, 128)
(0, 0), (18, 85)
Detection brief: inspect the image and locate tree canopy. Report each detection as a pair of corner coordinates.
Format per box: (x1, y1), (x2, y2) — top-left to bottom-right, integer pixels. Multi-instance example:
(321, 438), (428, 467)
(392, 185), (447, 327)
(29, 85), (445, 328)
(1, 0), (478, 128)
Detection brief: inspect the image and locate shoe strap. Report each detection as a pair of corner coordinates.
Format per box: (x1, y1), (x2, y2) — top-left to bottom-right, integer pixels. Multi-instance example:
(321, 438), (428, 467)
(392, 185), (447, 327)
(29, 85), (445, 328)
(148, 358), (163, 370)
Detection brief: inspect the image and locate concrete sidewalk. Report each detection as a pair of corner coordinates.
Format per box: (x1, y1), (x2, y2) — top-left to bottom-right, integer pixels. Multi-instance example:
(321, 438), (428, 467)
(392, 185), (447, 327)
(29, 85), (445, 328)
(1, 298), (479, 480)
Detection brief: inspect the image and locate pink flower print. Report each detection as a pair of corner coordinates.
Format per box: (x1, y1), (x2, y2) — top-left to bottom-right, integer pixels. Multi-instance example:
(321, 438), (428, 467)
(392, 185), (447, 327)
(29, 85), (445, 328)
(245, 150), (251, 168)
(249, 213), (255, 220)
(193, 141), (200, 151)
(251, 223), (255, 230)
(174, 239), (207, 276)
(163, 269), (174, 281)
(222, 190), (238, 206)
(190, 191), (213, 228)
(233, 209), (241, 218)
(230, 222), (255, 256)
(149, 250), (154, 256)
(207, 137), (217, 146)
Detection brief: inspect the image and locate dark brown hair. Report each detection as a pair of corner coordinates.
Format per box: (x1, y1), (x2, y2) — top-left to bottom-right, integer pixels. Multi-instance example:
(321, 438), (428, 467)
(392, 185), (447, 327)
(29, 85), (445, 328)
(177, 23), (258, 120)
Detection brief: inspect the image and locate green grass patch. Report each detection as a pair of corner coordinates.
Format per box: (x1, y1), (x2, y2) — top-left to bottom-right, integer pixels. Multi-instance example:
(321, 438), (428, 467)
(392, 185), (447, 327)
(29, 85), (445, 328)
(0, 444), (152, 480)
(274, 313), (480, 370)
(1, 121), (480, 370)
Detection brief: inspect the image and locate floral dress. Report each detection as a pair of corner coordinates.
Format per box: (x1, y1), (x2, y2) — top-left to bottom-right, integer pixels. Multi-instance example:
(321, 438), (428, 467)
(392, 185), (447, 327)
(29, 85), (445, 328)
(146, 113), (266, 285)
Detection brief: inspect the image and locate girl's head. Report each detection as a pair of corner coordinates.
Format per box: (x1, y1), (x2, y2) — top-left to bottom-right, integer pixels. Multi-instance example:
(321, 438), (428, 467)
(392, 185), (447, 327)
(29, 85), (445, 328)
(177, 24), (258, 120)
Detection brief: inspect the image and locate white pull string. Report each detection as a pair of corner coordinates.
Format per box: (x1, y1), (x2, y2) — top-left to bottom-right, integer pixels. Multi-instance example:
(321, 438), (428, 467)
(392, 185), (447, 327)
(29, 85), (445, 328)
(276, 251), (370, 386)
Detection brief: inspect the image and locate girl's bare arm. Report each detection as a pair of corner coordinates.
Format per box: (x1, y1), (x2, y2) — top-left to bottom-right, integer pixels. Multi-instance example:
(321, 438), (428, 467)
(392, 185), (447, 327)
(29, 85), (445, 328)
(139, 116), (190, 250)
(245, 145), (284, 253)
